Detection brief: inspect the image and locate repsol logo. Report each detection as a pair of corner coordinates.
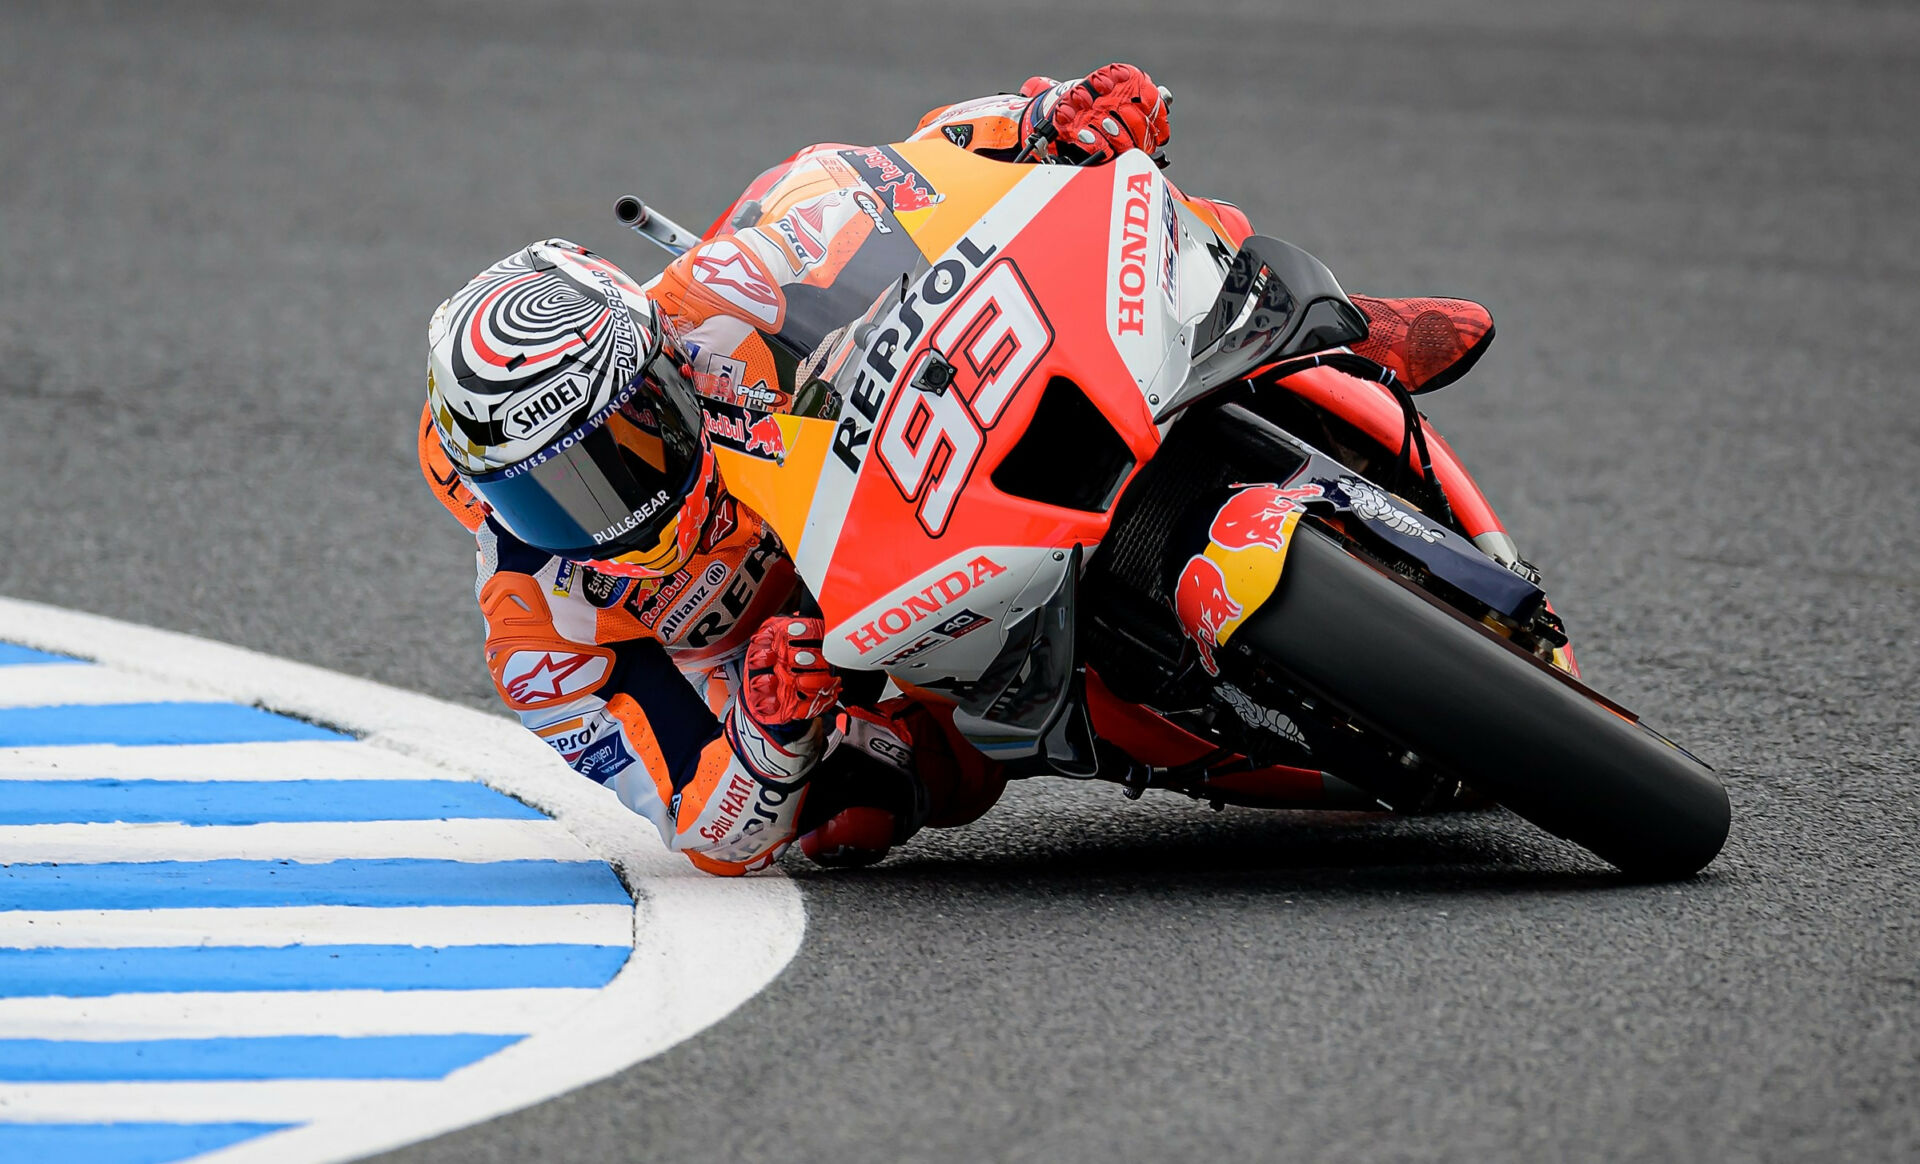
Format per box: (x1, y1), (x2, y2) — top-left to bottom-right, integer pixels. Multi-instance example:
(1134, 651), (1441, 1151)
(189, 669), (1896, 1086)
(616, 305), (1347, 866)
(1114, 172), (1154, 337)
(681, 532), (784, 649)
(505, 375), (587, 437)
(846, 555), (1005, 654)
(832, 235), (998, 472)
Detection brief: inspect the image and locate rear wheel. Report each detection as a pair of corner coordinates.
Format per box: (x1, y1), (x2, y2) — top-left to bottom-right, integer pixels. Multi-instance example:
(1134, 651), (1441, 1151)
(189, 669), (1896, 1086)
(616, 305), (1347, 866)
(1237, 527), (1730, 878)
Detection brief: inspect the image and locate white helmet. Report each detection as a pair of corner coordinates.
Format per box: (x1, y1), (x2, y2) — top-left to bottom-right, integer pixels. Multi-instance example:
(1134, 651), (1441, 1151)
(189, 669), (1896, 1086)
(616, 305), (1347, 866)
(426, 239), (717, 576)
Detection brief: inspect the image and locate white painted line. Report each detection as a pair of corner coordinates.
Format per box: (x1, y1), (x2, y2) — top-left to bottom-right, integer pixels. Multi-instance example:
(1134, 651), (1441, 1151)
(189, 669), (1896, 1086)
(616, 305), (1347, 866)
(0, 818), (593, 864)
(0, 596), (804, 1164)
(0, 663), (224, 708)
(0, 989), (603, 1040)
(0, 1080), (446, 1124)
(0, 905), (632, 949)
(0, 740), (448, 781)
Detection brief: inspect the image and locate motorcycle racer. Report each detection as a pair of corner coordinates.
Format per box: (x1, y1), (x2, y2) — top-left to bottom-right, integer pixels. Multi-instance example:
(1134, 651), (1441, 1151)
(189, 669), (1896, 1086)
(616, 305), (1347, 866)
(421, 239), (1003, 875)
(419, 63), (1499, 876)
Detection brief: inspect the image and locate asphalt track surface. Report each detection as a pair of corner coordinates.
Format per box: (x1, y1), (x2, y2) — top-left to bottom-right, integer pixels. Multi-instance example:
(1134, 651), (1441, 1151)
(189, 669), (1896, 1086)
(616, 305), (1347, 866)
(4, 1), (1916, 1160)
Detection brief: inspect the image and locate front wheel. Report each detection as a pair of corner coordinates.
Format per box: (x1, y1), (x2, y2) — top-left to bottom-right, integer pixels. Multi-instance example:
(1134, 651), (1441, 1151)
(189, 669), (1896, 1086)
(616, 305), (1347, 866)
(1236, 527), (1730, 878)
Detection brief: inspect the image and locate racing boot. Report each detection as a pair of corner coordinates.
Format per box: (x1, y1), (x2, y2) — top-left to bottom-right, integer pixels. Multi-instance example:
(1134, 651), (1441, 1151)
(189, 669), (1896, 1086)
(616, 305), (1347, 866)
(1348, 295), (1495, 394)
(798, 707), (929, 868)
(800, 806), (901, 868)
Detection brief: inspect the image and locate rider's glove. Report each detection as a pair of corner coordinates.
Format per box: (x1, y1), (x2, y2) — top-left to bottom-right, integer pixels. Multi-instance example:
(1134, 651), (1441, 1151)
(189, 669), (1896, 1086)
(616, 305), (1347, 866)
(1024, 63), (1172, 165)
(744, 616), (841, 726)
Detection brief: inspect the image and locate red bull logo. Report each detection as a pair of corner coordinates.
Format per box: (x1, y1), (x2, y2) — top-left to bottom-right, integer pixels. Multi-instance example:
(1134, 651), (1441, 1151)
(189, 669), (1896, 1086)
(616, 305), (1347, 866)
(887, 178), (941, 214)
(1174, 554), (1242, 676)
(845, 146), (945, 217)
(703, 407), (785, 460)
(703, 410), (746, 444)
(1172, 484), (1323, 673)
(854, 146), (904, 183)
(1209, 484), (1323, 553)
(744, 415), (785, 459)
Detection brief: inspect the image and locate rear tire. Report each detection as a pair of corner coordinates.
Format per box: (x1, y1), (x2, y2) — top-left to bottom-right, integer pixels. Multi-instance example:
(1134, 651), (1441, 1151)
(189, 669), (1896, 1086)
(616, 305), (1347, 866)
(1238, 528), (1730, 878)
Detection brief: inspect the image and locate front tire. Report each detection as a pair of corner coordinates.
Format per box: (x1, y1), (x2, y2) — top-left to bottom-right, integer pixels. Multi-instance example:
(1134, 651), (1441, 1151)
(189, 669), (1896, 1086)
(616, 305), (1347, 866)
(1237, 528), (1730, 878)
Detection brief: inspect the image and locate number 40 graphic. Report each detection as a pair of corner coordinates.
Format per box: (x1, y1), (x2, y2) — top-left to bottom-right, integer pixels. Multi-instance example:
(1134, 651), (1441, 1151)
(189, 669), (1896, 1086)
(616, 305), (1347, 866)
(877, 260), (1055, 536)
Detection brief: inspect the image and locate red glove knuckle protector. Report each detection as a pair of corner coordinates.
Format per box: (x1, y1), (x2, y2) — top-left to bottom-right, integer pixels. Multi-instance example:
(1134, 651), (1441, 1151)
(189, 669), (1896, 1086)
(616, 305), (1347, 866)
(745, 616), (841, 725)
(1048, 63), (1170, 161)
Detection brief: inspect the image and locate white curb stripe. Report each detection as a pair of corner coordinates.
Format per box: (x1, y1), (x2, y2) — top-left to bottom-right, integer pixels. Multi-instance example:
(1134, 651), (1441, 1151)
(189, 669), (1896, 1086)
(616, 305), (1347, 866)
(0, 819), (592, 864)
(191, 863), (802, 1164)
(0, 989), (603, 1040)
(0, 1081), (450, 1124)
(0, 663), (225, 709)
(0, 905), (632, 950)
(0, 597), (805, 1164)
(0, 741), (447, 781)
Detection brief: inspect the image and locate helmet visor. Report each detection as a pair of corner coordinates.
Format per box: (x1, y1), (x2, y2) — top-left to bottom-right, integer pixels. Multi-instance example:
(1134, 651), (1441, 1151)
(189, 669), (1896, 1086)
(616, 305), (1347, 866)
(465, 343), (704, 560)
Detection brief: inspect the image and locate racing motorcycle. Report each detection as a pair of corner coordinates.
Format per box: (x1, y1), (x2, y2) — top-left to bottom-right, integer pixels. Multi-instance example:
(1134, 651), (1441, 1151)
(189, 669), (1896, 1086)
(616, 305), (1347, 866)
(615, 139), (1729, 879)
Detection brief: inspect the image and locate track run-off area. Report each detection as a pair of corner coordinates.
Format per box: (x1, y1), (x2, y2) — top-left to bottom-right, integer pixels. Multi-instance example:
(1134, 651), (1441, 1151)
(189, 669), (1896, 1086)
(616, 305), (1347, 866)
(0, 599), (802, 1164)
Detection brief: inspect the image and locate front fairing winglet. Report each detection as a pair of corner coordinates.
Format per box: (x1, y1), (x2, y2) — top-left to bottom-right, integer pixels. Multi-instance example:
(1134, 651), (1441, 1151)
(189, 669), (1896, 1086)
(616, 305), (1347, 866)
(943, 546), (1083, 763)
(1151, 236), (1369, 423)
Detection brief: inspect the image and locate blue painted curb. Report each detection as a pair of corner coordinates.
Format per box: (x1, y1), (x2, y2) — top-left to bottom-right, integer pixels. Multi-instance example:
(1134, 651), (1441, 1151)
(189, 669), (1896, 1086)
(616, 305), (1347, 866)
(0, 944), (630, 996)
(0, 779), (545, 825)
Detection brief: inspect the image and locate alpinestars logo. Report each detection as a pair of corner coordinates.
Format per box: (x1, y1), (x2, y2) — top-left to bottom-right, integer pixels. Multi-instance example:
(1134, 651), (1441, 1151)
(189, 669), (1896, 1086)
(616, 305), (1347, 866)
(503, 650), (609, 705)
(691, 239), (783, 329)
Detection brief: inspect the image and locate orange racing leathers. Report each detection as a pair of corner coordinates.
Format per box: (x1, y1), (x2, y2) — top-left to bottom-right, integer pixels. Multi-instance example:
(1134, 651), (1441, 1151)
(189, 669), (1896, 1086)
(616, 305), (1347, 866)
(418, 429), (822, 875)
(419, 421), (1001, 875)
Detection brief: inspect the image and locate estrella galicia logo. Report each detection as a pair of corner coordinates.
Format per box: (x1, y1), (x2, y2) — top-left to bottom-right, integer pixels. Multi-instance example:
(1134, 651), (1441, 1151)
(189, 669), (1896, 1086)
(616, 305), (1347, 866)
(581, 568), (630, 609)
